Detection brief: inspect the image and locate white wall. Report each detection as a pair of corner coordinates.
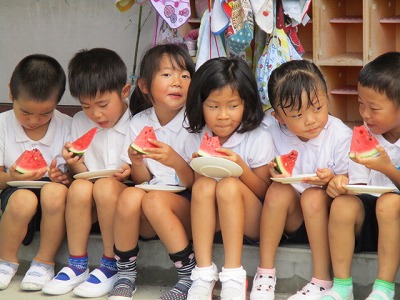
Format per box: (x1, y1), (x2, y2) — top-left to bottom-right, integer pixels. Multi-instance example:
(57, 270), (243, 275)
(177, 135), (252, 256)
(0, 0), (156, 105)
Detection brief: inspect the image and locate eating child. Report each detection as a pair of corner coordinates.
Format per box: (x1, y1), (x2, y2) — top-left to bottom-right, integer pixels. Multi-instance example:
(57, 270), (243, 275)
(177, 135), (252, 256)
(0, 54), (71, 291)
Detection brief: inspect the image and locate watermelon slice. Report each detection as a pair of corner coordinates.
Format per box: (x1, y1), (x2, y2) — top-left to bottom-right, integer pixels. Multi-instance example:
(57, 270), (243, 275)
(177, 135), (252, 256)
(15, 148), (49, 174)
(197, 132), (227, 157)
(130, 126), (159, 154)
(274, 150), (298, 177)
(349, 125), (379, 158)
(68, 127), (97, 157)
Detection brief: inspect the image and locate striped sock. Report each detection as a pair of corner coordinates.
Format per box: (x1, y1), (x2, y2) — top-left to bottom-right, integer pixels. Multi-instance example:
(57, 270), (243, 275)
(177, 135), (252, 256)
(55, 254), (88, 281)
(108, 245), (139, 298)
(159, 244), (196, 300)
(368, 279), (395, 300)
(87, 255), (117, 284)
(321, 277), (352, 300)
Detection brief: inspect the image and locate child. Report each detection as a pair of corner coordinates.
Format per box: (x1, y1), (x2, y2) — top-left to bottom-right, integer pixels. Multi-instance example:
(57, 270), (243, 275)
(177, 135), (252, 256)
(322, 52), (400, 300)
(108, 44), (195, 300)
(0, 54), (71, 291)
(184, 57), (274, 299)
(42, 48), (132, 297)
(250, 60), (364, 300)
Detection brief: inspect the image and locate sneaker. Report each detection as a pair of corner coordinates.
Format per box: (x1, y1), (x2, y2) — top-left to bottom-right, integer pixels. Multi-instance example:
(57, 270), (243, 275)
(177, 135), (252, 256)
(288, 282), (329, 300)
(0, 261), (18, 290)
(321, 290), (354, 300)
(187, 263), (219, 300)
(20, 263), (55, 291)
(73, 268), (117, 298)
(219, 267), (247, 300)
(365, 290), (391, 300)
(249, 273), (276, 300)
(42, 266), (89, 295)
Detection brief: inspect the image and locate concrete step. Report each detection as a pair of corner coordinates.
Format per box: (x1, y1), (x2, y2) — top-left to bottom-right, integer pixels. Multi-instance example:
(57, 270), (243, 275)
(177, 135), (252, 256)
(15, 234), (400, 299)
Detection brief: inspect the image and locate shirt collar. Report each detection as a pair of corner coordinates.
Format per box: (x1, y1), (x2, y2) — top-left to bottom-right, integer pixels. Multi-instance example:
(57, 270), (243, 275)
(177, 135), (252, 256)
(150, 107), (186, 133)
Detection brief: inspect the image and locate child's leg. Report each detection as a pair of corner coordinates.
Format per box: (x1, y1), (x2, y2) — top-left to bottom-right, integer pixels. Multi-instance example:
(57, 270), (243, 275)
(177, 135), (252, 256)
(287, 187), (333, 299)
(321, 194), (366, 300)
(72, 178), (128, 298)
(142, 190), (194, 299)
(42, 179), (94, 295)
(216, 177), (262, 299)
(20, 183), (68, 291)
(0, 189), (38, 289)
(109, 187), (152, 299)
(365, 193), (400, 300)
(251, 182), (301, 300)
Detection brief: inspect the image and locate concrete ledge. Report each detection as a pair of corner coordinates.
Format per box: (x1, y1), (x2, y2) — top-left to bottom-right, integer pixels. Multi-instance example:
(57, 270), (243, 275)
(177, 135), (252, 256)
(17, 233), (400, 299)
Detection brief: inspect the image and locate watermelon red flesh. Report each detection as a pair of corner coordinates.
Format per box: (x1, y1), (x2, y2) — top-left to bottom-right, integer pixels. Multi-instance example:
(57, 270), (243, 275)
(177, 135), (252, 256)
(274, 150), (298, 177)
(130, 126), (159, 154)
(15, 148), (49, 174)
(68, 127), (97, 156)
(197, 132), (227, 157)
(349, 125), (379, 158)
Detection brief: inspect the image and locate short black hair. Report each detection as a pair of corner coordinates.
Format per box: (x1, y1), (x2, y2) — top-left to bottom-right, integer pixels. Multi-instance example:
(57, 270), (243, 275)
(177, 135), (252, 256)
(129, 44), (195, 116)
(10, 54), (66, 103)
(359, 52), (400, 106)
(68, 48), (127, 100)
(185, 57), (263, 133)
(268, 60), (328, 114)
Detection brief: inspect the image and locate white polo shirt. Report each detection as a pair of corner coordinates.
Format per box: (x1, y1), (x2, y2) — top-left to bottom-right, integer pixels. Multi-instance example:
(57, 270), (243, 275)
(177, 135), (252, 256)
(121, 107), (191, 186)
(263, 113), (366, 193)
(183, 125), (275, 171)
(71, 108), (129, 171)
(0, 109), (71, 173)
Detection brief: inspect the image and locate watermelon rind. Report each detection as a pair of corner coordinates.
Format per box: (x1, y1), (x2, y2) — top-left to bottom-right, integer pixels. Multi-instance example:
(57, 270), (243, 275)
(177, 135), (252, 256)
(130, 126), (158, 155)
(197, 149), (213, 157)
(349, 148), (379, 159)
(197, 133), (227, 157)
(274, 157), (291, 177)
(349, 125), (380, 159)
(68, 127), (97, 157)
(15, 149), (49, 174)
(130, 143), (148, 155)
(16, 165), (49, 174)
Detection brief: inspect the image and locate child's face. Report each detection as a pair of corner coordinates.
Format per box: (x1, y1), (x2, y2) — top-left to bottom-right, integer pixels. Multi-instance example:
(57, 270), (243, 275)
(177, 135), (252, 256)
(12, 96), (57, 131)
(358, 84), (400, 139)
(80, 85), (129, 129)
(146, 55), (191, 116)
(203, 86), (244, 144)
(274, 90), (329, 142)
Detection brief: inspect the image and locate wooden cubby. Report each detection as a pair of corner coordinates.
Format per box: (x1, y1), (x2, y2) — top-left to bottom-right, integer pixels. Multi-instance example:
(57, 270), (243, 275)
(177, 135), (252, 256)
(299, 0), (400, 124)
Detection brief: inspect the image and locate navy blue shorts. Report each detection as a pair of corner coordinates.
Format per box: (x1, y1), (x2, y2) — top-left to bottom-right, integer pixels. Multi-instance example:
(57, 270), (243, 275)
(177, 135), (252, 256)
(354, 193), (378, 253)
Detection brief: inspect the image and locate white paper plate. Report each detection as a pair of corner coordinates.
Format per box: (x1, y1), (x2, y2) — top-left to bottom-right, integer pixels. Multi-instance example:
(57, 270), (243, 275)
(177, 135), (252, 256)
(190, 157), (243, 179)
(271, 174), (317, 184)
(345, 185), (396, 195)
(135, 184), (186, 193)
(73, 169), (123, 180)
(7, 181), (51, 189)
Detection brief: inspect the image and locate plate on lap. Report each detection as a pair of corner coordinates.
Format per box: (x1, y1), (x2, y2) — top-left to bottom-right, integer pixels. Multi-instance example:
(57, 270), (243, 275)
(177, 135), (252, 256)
(271, 174), (317, 184)
(7, 181), (51, 189)
(190, 157), (243, 179)
(345, 185), (396, 195)
(135, 184), (186, 193)
(73, 169), (123, 180)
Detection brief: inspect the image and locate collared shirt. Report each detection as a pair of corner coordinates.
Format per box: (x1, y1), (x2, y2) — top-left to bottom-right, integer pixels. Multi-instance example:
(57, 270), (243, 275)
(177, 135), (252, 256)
(0, 109), (71, 173)
(183, 125), (275, 170)
(71, 108), (130, 171)
(262, 113), (366, 193)
(122, 107), (190, 186)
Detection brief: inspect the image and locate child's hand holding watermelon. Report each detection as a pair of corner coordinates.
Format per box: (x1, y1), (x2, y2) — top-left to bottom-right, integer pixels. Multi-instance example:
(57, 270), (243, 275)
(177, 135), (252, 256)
(48, 159), (72, 185)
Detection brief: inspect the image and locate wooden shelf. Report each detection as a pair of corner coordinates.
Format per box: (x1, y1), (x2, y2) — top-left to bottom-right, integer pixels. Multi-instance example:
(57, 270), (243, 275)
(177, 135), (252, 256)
(380, 16), (400, 23)
(331, 85), (358, 95)
(317, 52), (363, 66)
(330, 16), (363, 23)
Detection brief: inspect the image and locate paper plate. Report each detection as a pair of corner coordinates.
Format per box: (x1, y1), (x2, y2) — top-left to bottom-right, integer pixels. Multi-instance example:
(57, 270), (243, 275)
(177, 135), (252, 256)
(7, 181), (51, 189)
(271, 174), (317, 184)
(190, 157), (243, 179)
(135, 184), (186, 193)
(73, 169), (123, 180)
(345, 185), (396, 195)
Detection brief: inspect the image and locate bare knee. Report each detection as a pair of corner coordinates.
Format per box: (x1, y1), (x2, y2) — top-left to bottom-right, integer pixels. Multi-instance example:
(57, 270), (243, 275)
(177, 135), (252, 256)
(191, 177), (217, 205)
(330, 195), (363, 224)
(216, 177), (241, 206)
(301, 187), (329, 215)
(6, 190), (38, 220)
(67, 179), (93, 207)
(93, 178), (124, 206)
(41, 183), (68, 214)
(376, 193), (400, 221)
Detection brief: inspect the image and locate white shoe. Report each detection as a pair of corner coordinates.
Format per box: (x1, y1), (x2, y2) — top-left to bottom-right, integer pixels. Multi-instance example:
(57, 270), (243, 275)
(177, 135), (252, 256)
(187, 263), (219, 300)
(288, 282), (330, 300)
(249, 273), (276, 300)
(219, 266), (247, 300)
(0, 260), (18, 290)
(42, 266), (89, 295)
(20, 263), (55, 291)
(73, 268), (117, 298)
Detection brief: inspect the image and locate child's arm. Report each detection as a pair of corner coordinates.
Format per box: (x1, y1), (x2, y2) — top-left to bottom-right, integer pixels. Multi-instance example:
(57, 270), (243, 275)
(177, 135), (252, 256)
(128, 145), (152, 184)
(114, 163), (131, 182)
(326, 174), (350, 198)
(352, 145), (400, 189)
(0, 165), (47, 190)
(48, 159), (72, 185)
(139, 139), (194, 188)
